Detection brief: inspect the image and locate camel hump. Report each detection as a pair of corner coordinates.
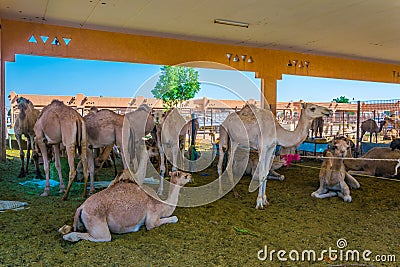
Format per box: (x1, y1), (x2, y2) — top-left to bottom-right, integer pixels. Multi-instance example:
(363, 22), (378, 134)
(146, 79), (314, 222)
(237, 104), (257, 116)
(50, 99), (64, 106)
(136, 104), (151, 113)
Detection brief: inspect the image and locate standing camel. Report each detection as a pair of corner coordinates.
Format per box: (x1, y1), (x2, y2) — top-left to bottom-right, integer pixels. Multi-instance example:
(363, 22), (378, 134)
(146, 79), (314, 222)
(360, 119), (385, 143)
(310, 117), (324, 138)
(123, 104), (156, 183)
(155, 108), (193, 195)
(84, 109), (126, 195)
(218, 103), (330, 209)
(34, 100), (89, 200)
(13, 97), (42, 178)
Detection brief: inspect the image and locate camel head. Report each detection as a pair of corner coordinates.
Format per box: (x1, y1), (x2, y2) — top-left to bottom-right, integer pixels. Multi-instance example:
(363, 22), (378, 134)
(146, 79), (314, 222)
(153, 110), (164, 125)
(169, 171), (192, 186)
(331, 139), (350, 158)
(16, 97), (32, 111)
(301, 102), (330, 120)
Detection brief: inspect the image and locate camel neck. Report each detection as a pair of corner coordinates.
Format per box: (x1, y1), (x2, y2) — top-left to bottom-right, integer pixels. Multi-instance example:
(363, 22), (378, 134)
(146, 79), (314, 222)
(276, 112), (312, 147)
(163, 183), (181, 216)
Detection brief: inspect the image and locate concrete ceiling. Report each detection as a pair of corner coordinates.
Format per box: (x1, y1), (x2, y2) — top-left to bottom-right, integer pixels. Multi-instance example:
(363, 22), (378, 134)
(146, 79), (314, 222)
(1, 0), (400, 65)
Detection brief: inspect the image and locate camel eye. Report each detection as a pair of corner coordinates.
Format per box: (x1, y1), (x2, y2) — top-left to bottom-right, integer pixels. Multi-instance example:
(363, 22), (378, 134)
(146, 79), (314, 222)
(310, 107), (316, 112)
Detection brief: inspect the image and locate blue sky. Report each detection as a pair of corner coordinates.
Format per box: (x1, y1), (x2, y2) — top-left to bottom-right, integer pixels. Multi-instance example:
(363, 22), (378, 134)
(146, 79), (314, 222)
(5, 54), (400, 109)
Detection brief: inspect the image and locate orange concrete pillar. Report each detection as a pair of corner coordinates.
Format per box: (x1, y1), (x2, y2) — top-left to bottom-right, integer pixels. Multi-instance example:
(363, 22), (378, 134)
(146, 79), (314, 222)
(1, 18), (6, 161)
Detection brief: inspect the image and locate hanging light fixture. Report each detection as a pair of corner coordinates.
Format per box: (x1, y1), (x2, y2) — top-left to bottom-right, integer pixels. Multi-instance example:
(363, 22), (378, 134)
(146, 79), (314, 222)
(287, 60), (292, 67)
(226, 53), (232, 62)
(247, 56), (254, 63)
(241, 55), (247, 61)
(233, 54), (240, 62)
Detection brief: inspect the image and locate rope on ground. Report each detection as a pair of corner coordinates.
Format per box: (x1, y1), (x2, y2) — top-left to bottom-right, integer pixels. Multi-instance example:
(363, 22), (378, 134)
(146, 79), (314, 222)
(300, 155), (400, 162)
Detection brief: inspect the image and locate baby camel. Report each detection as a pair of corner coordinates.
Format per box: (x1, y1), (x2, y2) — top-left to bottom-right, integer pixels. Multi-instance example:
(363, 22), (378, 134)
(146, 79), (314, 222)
(59, 170), (191, 242)
(311, 139), (360, 202)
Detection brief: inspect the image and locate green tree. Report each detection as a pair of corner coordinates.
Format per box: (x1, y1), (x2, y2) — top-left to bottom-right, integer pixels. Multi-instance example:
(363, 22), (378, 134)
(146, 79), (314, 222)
(332, 96), (350, 103)
(152, 66), (201, 109)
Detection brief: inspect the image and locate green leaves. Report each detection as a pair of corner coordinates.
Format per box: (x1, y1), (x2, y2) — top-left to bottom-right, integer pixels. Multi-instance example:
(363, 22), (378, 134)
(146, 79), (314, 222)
(152, 66), (201, 109)
(332, 96), (350, 103)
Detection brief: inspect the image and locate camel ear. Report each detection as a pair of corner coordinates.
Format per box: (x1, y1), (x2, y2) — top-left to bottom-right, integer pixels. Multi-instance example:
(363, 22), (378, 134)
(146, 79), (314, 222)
(301, 102), (306, 109)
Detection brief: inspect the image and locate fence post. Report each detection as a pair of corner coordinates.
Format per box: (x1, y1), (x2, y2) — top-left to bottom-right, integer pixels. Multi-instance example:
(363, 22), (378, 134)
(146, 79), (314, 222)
(355, 101), (361, 157)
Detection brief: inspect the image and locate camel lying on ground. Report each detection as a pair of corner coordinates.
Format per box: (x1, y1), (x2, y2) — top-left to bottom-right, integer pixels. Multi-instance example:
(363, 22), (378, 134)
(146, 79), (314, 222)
(218, 102), (330, 209)
(34, 100), (88, 200)
(344, 147), (400, 177)
(13, 97), (42, 178)
(59, 170), (191, 242)
(311, 139), (360, 202)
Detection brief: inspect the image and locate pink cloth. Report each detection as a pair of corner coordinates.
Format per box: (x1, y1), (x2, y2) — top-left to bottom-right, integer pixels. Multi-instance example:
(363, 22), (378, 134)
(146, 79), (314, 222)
(281, 154), (300, 167)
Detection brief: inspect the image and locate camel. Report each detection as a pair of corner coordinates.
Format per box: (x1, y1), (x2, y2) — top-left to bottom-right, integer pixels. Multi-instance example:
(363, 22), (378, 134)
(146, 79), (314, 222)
(344, 147), (400, 177)
(13, 97), (42, 178)
(311, 139), (360, 202)
(218, 102), (330, 209)
(123, 104), (156, 183)
(155, 108), (194, 195)
(59, 170), (192, 242)
(310, 117), (324, 138)
(34, 100), (88, 200)
(84, 109), (126, 194)
(360, 119), (385, 143)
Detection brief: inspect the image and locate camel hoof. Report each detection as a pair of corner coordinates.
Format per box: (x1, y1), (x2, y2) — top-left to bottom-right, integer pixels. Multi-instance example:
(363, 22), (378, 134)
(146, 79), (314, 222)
(40, 190), (50, 197)
(63, 232), (79, 242)
(311, 192), (318, 197)
(59, 188), (65, 194)
(58, 225), (72, 235)
(343, 196), (352, 202)
(255, 204), (264, 210)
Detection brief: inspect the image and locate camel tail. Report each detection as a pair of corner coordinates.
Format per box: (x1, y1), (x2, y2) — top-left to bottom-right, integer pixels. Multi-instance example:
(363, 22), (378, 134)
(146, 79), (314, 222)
(72, 205), (84, 232)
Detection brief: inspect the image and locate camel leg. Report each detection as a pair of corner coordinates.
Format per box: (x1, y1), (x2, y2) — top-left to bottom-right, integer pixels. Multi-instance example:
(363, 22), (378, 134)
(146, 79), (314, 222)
(133, 143), (147, 185)
(157, 139), (166, 196)
(226, 142), (240, 198)
(254, 146), (275, 209)
(29, 135), (42, 179)
(145, 216), (178, 231)
(25, 137), (31, 175)
(53, 145), (66, 194)
(171, 144), (179, 172)
(393, 159), (400, 176)
(63, 214), (111, 242)
(217, 144), (226, 195)
(62, 145), (77, 201)
(37, 141), (51, 197)
(339, 180), (352, 202)
(344, 172), (360, 189)
(312, 191), (338, 199)
(87, 148), (96, 195)
(348, 170), (374, 177)
(16, 134), (26, 178)
(311, 177), (329, 198)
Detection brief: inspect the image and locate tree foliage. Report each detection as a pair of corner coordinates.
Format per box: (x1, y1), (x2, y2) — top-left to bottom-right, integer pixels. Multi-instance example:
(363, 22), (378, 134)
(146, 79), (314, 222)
(152, 66), (201, 109)
(332, 96), (350, 103)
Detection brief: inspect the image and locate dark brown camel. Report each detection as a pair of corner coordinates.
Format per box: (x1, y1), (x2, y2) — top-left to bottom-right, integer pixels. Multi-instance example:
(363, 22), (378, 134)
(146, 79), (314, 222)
(310, 117), (324, 138)
(13, 97), (42, 178)
(360, 119), (385, 143)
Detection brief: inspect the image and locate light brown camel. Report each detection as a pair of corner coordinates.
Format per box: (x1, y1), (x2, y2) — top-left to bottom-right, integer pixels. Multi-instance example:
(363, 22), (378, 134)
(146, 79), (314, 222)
(310, 117), (324, 138)
(155, 108), (194, 195)
(311, 139), (360, 202)
(360, 119), (385, 143)
(344, 147), (400, 177)
(13, 97), (42, 178)
(34, 100), (88, 200)
(218, 103), (330, 209)
(59, 170), (191, 242)
(123, 104), (156, 183)
(84, 109), (125, 194)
